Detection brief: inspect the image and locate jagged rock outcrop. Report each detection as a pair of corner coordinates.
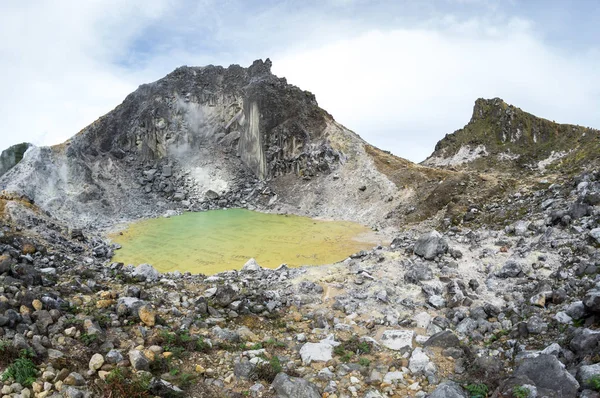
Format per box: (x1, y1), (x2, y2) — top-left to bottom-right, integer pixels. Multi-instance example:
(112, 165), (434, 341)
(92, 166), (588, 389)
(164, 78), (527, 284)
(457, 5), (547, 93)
(424, 98), (600, 173)
(0, 142), (31, 177)
(0, 60), (400, 227)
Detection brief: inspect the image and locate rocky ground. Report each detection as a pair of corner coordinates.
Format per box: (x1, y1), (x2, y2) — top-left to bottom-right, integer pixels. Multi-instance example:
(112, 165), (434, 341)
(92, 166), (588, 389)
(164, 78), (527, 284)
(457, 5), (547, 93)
(0, 166), (599, 398)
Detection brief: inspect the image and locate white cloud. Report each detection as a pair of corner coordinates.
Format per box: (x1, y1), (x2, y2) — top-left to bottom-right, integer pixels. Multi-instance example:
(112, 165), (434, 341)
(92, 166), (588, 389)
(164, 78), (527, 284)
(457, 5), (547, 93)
(0, 0), (168, 150)
(272, 19), (600, 161)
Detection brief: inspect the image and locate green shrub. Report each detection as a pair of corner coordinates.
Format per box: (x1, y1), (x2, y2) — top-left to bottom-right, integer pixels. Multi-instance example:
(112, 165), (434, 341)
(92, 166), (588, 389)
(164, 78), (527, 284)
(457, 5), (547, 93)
(465, 383), (489, 398)
(340, 351), (352, 363)
(164, 345), (185, 359)
(178, 372), (196, 389)
(195, 336), (211, 353)
(1, 357), (38, 387)
(358, 357), (371, 367)
(588, 375), (600, 391)
(333, 345), (345, 356)
(159, 329), (210, 357)
(80, 333), (99, 346)
(95, 368), (152, 398)
(252, 356), (283, 383)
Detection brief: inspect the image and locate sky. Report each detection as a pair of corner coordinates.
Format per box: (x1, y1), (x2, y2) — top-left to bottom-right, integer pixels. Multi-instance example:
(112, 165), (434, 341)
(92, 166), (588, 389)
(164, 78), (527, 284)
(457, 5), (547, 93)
(1, 0), (599, 162)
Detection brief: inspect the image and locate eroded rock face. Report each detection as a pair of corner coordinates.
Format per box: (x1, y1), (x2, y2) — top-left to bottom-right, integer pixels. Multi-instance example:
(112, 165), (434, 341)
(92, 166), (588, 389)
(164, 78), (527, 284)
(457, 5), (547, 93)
(0, 60), (401, 227)
(0, 142), (31, 178)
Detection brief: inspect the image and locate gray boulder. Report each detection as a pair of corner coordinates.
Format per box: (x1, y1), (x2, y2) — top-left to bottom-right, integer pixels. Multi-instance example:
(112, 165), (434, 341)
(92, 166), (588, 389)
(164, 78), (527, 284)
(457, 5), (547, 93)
(583, 288), (600, 313)
(105, 349), (124, 364)
(0, 255), (13, 274)
(510, 354), (579, 397)
(413, 231), (448, 260)
(63, 387), (84, 398)
(131, 263), (160, 282)
(241, 258), (262, 272)
(128, 350), (149, 371)
(214, 284), (238, 307)
(404, 264), (433, 284)
(577, 363), (600, 389)
(427, 381), (467, 398)
(149, 378), (184, 396)
(570, 328), (600, 355)
(496, 260), (523, 278)
(205, 189), (220, 200)
(513, 220), (530, 236)
(299, 341), (334, 364)
(589, 228), (600, 244)
(580, 390), (600, 398)
(566, 301), (588, 319)
(234, 359), (256, 379)
(424, 330), (460, 348)
(272, 373), (321, 398)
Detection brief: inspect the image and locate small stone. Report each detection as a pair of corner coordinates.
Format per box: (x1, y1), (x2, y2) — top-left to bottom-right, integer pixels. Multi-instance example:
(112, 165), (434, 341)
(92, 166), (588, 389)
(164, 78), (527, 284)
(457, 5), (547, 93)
(63, 372), (85, 386)
(42, 371), (56, 382)
(63, 386), (84, 398)
(89, 353), (104, 371)
(409, 347), (435, 375)
(64, 327), (77, 337)
(96, 299), (114, 309)
(32, 299), (43, 311)
(129, 350), (150, 371)
(105, 349), (124, 364)
(241, 258), (262, 272)
(138, 304), (156, 327)
(32, 382), (43, 393)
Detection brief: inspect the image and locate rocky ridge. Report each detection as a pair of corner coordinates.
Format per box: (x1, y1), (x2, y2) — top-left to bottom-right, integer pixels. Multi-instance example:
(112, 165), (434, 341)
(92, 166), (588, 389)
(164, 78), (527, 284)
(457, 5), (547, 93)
(424, 98), (600, 174)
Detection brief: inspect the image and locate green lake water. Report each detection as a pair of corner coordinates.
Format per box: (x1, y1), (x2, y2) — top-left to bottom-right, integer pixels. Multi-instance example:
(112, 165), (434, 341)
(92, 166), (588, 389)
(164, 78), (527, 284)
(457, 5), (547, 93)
(109, 209), (378, 275)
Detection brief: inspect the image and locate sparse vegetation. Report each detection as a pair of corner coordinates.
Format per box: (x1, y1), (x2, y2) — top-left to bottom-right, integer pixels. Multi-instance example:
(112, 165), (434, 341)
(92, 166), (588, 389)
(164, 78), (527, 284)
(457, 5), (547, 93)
(465, 383), (489, 398)
(1, 356), (38, 387)
(251, 355), (283, 383)
(80, 332), (99, 346)
(95, 368), (152, 398)
(158, 329), (210, 358)
(512, 385), (530, 398)
(588, 375), (600, 391)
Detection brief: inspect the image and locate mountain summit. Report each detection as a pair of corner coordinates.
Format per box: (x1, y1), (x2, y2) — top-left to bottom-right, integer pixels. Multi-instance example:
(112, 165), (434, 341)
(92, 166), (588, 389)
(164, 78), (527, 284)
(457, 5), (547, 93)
(0, 60), (405, 227)
(424, 97), (600, 172)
